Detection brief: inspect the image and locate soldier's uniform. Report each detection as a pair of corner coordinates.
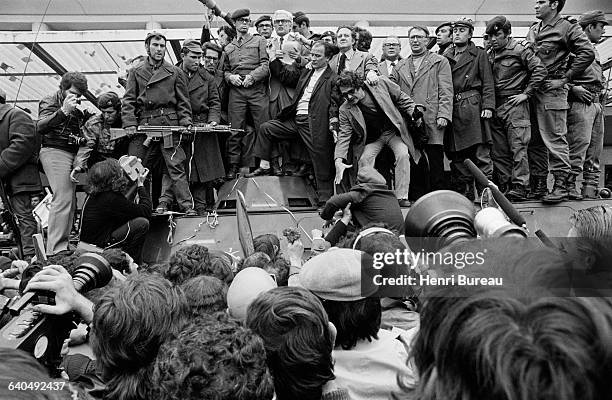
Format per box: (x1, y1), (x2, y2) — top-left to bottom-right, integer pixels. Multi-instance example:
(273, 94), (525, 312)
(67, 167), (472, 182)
(525, 13), (595, 202)
(486, 16), (547, 201)
(223, 9), (270, 177)
(566, 10), (608, 199)
(122, 31), (195, 213)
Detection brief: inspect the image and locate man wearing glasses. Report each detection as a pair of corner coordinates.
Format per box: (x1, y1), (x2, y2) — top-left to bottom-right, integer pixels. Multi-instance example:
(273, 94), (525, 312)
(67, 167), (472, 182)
(391, 26), (453, 195)
(223, 9), (270, 179)
(378, 36), (402, 77)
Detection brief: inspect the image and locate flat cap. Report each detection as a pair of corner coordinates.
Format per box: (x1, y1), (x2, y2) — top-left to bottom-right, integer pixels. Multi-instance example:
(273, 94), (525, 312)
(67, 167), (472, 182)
(97, 91), (120, 109)
(254, 15), (272, 27)
(579, 10), (608, 26)
(231, 8), (250, 20)
(273, 10), (293, 22)
(145, 31), (167, 43)
(227, 267), (276, 322)
(298, 248), (378, 301)
(486, 15), (511, 35)
(182, 38), (203, 54)
(453, 17), (474, 29)
(435, 21), (453, 34)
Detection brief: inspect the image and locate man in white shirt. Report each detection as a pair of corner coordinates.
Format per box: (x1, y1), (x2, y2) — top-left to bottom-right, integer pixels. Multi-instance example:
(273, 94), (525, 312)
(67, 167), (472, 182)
(246, 41), (340, 205)
(378, 36), (402, 76)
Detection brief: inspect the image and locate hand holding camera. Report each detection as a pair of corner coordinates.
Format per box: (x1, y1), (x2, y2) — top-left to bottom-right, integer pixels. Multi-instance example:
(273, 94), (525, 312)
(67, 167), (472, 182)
(61, 93), (80, 115)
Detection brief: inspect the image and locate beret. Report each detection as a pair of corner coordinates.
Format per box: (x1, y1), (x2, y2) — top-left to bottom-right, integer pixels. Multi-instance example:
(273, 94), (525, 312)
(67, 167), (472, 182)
(182, 38), (203, 54)
(299, 248), (378, 301)
(273, 10), (293, 22)
(435, 21), (453, 34)
(231, 8), (250, 20)
(145, 31), (167, 43)
(485, 15), (511, 35)
(453, 17), (474, 29)
(97, 91), (120, 109)
(254, 15), (272, 27)
(579, 10), (608, 26)
(293, 11), (308, 24)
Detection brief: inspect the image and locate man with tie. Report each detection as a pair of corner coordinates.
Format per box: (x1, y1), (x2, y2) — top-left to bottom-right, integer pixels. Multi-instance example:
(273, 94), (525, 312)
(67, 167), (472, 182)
(329, 26), (379, 84)
(391, 26), (453, 195)
(245, 41), (340, 206)
(378, 36), (402, 77)
(223, 9), (270, 179)
(121, 31), (196, 215)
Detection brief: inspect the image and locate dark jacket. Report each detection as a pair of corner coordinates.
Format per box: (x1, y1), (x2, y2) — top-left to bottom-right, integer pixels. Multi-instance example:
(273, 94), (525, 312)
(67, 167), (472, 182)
(37, 91), (89, 154)
(0, 104), (42, 194)
(180, 66), (225, 183)
(122, 58), (192, 127)
(320, 167), (404, 232)
(443, 42), (495, 152)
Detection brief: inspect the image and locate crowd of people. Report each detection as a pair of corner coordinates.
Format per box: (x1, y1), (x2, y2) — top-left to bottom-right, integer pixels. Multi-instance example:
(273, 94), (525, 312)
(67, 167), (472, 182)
(0, 0), (611, 399)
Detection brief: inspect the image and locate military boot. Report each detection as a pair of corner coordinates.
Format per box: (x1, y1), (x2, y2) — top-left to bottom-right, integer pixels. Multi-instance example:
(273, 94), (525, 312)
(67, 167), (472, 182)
(506, 184), (527, 202)
(528, 175), (548, 200)
(566, 174), (583, 200)
(542, 172), (569, 204)
(581, 185), (598, 199)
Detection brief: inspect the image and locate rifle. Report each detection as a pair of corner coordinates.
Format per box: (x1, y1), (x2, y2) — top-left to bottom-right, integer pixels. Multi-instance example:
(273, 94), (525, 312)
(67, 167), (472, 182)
(110, 124), (244, 142)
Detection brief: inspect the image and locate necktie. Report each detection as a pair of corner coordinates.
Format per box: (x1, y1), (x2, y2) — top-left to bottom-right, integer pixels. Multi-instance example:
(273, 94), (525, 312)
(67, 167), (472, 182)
(280, 36), (284, 47)
(338, 53), (347, 74)
(390, 61), (396, 74)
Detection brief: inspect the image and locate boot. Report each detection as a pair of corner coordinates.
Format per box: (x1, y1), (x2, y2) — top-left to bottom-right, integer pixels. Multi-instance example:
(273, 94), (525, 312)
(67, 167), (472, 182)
(270, 158), (284, 177)
(582, 185), (598, 199)
(566, 174), (583, 200)
(506, 184), (527, 202)
(542, 172), (569, 204)
(528, 175), (548, 199)
(225, 164), (239, 180)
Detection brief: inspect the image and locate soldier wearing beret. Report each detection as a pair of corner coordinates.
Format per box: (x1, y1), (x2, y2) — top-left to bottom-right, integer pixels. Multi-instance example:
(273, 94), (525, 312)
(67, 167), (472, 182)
(121, 31), (196, 215)
(443, 17), (496, 201)
(223, 9), (270, 179)
(486, 16), (547, 201)
(526, 0), (595, 203)
(566, 10), (608, 199)
(72, 92), (129, 179)
(254, 15), (273, 39)
(175, 39), (224, 215)
(435, 22), (453, 55)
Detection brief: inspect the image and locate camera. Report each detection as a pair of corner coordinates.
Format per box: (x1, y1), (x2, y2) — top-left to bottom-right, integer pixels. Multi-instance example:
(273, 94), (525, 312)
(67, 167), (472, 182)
(0, 253), (113, 375)
(75, 98), (81, 105)
(67, 134), (87, 146)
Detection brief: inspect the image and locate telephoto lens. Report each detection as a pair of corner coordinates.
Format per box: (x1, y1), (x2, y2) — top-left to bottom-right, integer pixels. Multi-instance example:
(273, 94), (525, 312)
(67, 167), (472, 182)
(72, 252), (113, 293)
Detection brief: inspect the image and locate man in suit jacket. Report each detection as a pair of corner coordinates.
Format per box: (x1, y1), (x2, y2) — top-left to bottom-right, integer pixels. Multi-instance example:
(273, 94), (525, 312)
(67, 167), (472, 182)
(391, 26), (453, 194)
(378, 36), (402, 77)
(246, 41), (340, 204)
(329, 26), (379, 84)
(334, 71), (420, 207)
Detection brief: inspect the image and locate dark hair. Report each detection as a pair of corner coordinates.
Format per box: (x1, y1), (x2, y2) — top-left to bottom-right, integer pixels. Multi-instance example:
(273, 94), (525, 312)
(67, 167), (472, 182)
(355, 27), (372, 51)
(241, 252), (272, 270)
(551, 0), (565, 12)
(253, 234), (280, 259)
(91, 273), (187, 400)
(409, 25), (430, 38)
(218, 25), (237, 41)
(265, 258), (290, 286)
(293, 12), (310, 27)
(336, 70), (364, 89)
(87, 158), (129, 195)
(311, 40), (340, 58)
(336, 25), (357, 42)
(180, 275), (228, 316)
(323, 297), (381, 350)
(165, 245), (234, 285)
(145, 33), (166, 45)
(150, 312), (274, 400)
(246, 287), (335, 400)
(59, 71), (88, 94)
(203, 41), (223, 57)
(101, 248), (130, 274)
(0, 349), (74, 400)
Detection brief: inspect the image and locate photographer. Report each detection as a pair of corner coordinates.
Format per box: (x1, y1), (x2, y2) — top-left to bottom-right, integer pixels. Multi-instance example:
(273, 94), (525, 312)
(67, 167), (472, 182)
(38, 71), (91, 256)
(80, 159), (151, 264)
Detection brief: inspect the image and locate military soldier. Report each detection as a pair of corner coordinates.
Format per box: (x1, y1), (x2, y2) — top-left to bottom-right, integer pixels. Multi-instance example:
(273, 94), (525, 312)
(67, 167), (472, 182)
(121, 31), (196, 215)
(566, 10), (608, 199)
(223, 9), (270, 179)
(443, 18), (496, 201)
(526, 0), (595, 203)
(177, 39), (223, 215)
(486, 16), (547, 201)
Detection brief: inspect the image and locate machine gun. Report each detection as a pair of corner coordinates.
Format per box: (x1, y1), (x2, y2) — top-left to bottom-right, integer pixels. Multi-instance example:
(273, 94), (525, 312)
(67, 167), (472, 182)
(110, 124), (244, 143)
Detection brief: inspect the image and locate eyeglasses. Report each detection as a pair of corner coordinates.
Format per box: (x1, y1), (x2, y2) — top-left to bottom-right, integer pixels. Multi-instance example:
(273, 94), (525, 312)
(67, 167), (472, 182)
(274, 19), (291, 25)
(409, 35), (426, 41)
(204, 56), (219, 61)
(236, 18), (251, 24)
(383, 43), (400, 47)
